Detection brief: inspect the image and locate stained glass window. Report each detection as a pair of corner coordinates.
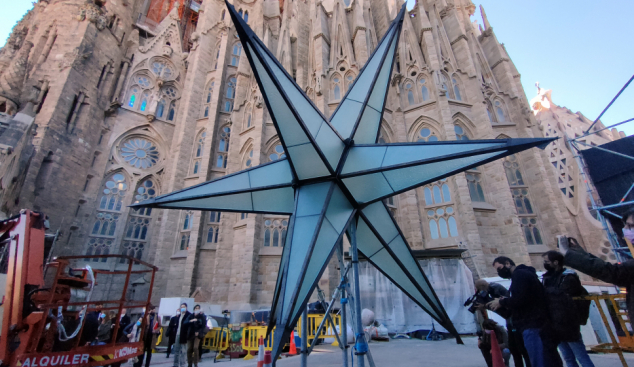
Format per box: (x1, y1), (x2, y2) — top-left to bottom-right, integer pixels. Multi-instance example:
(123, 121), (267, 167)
(120, 138), (160, 169)
(466, 170), (486, 202)
(216, 126), (231, 168)
(495, 101), (506, 122)
(122, 179), (158, 261)
(406, 82), (415, 106)
(418, 127), (439, 142)
(503, 154), (543, 245)
(87, 173), (128, 260)
(419, 78), (429, 101)
(231, 43), (242, 67)
(454, 124), (469, 140)
(245, 149), (253, 168)
(268, 144), (286, 161)
(167, 101), (176, 121)
(263, 218), (288, 247)
(452, 78), (462, 101)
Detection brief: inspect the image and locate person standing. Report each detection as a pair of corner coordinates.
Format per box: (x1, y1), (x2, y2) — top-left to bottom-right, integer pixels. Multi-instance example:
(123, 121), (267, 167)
(488, 256), (562, 367)
(542, 250), (594, 367)
(118, 308), (131, 342)
(173, 303), (191, 367)
(134, 306), (161, 367)
(166, 309), (180, 358)
(186, 305), (205, 367)
(475, 280), (531, 367)
(95, 311), (114, 345)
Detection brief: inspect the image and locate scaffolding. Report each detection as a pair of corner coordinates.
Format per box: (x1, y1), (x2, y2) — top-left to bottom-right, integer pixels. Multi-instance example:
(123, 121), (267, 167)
(565, 74), (634, 261)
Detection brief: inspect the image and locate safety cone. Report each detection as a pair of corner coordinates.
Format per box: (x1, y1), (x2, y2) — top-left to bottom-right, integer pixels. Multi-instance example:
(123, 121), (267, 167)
(263, 350), (273, 367)
(257, 336), (265, 367)
(288, 331), (298, 355)
(488, 330), (505, 367)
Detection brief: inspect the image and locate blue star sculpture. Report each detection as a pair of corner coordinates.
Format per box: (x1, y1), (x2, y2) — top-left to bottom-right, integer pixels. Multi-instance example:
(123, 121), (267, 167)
(134, 1), (553, 361)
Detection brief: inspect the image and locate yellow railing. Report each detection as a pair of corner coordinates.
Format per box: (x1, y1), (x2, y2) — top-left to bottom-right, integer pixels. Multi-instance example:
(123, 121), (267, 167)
(574, 293), (633, 367)
(297, 313), (341, 345)
(202, 327), (231, 352)
(200, 312), (341, 359)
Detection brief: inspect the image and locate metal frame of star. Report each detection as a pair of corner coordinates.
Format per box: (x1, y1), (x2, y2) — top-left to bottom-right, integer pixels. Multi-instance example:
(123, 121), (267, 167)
(133, 1), (554, 360)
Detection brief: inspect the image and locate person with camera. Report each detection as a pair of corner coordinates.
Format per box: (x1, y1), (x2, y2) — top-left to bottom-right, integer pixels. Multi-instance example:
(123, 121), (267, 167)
(559, 212), (634, 331)
(542, 250), (593, 367)
(473, 280), (531, 367)
(488, 256), (562, 367)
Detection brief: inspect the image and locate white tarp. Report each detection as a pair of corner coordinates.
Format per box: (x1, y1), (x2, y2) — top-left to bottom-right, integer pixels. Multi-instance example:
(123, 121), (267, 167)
(355, 258), (477, 334)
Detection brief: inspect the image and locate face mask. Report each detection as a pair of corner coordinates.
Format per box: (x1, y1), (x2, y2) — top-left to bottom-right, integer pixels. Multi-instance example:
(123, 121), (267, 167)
(194, 310), (200, 315)
(99, 313), (106, 319)
(623, 228), (634, 242)
(543, 263), (555, 272)
(136, 320), (142, 326)
(181, 308), (187, 313)
(497, 266), (512, 279)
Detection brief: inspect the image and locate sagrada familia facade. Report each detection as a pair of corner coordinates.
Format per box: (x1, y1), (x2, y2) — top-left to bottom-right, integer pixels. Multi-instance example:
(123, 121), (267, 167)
(0, 0), (626, 309)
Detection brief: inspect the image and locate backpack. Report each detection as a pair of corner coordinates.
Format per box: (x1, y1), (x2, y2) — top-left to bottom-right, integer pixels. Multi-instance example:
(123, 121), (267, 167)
(543, 272), (583, 342)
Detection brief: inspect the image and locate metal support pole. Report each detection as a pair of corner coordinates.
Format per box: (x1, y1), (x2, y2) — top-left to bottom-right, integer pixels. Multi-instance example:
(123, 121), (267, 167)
(348, 220), (367, 367)
(341, 287), (349, 367)
(301, 308), (308, 367)
(336, 239), (349, 367)
(308, 272), (349, 353)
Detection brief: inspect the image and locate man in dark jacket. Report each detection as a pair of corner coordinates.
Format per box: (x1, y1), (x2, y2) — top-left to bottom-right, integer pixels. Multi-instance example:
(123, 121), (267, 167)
(542, 250), (594, 367)
(80, 307), (101, 346)
(488, 256), (562, 367)
(173, 303), (191, 367)
(185, 305), (206, 367)
(166, 309), (180, 358)
(118, 308), (131, 342)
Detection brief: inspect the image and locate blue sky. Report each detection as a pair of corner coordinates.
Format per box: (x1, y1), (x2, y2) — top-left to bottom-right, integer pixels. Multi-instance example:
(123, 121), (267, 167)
(2, 0), (632, 135)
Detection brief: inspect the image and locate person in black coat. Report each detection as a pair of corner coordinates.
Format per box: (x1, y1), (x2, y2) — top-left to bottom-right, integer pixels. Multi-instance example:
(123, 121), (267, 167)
(134, 307), (160, 367)
(166, 309), (180, 358)
(185, 305), (206, 367)
(172, 303), (191, 367)
(542, 250), (595, 367)
(118, 308), (131, 342)
(488, 256), (562, 367)
(80, 308), (101, 346)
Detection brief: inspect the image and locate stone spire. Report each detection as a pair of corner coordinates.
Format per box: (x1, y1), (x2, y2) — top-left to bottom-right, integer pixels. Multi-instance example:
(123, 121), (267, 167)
(0, 41), (33, 114)
(480, 5), (491, 30)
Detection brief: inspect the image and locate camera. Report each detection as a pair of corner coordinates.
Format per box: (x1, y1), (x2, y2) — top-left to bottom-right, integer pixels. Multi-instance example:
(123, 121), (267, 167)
(464, 290), (493, 314)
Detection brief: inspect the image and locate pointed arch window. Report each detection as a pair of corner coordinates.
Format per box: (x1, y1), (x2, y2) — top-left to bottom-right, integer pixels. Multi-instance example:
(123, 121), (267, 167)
(453, 124), (469, 140)
(225, 77), (236, 112)
(487, 103), (495, 123)
(495, 101), (506, 122)
(333, 76), (342, 100)
(263, 218), (288, 247)
(221, 10), (225, 20)
(503, 154), (543, 245)
(238, 9), (243, 17)
(178, 210), (194, 251)
(167, 100), (176, 121)
(215, 49), (220, 69)
(419, 78), (430, 101)
(202, 80), (215, 117)
(139, 90), (151, 111)
(452, 77), (462, 101)
(231, 43), (242, 67)
(244, 11), (248, 23)
(86, 173), (127, 261)
(216, 125), (231, 169)
(156, 99), (166, 118)
(122, 178), (158, 261)
(345, 73), (355, 92)
(191, 131), (206, 175)
(405, 82), (415, 106)
(422, 179), (458, 239)
(244, 149), (253, 168)
(127, 86), (139, 108)
(268, 144), (286, 161)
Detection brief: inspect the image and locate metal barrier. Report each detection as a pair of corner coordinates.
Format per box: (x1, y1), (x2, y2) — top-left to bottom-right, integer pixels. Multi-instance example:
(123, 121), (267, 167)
(575, 293), (633, 367)
(202, 313), (340, 359)
(202, 327), (231, 352)
(297, 313), (341, 344)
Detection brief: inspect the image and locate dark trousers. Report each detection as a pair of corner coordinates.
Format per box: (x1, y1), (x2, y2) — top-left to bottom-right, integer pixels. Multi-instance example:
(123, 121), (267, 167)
(133, 340), (153, 367)
(167, 339), (174, 357)
(508, 327), (531, 367)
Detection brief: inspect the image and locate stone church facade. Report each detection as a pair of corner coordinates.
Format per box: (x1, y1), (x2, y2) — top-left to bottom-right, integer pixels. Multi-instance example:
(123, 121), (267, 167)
(0, 0), (625, 309)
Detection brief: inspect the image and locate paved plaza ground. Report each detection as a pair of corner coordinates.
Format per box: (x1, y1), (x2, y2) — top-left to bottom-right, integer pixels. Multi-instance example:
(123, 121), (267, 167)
(146, 337), (634, 367)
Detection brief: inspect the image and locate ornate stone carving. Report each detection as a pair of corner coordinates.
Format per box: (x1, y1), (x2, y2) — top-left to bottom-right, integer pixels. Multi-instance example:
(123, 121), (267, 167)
(77, 0), (108, 30)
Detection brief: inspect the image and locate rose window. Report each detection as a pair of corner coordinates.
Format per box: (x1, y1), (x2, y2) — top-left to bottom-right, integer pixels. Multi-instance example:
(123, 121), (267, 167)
(120, 138), (160, 169)
(136, 76), (152, 88)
